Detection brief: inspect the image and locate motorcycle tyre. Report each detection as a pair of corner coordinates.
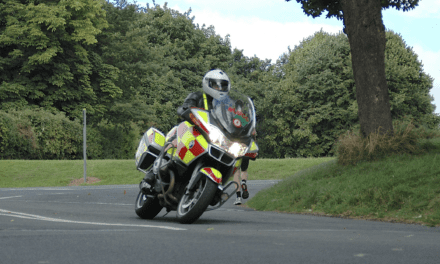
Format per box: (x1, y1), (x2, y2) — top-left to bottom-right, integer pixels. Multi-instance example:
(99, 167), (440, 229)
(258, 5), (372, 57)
(134, 191), (163, 219)
(176, 177), (217, 224)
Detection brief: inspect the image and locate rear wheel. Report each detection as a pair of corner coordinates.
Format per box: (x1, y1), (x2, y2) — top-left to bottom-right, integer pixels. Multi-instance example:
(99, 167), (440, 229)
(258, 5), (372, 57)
(177, 176), (217, 224)
(134, 191), (163, 219)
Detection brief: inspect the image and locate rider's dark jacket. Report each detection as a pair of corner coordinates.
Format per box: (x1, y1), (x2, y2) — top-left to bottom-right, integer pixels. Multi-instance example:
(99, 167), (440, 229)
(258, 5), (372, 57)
(177, 91), (214, 117)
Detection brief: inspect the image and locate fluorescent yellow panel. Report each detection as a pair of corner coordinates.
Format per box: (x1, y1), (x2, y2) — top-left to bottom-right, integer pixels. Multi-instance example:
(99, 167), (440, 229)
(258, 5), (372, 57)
(182, 150), (196, 164)
(154, 132), (165, 146)
(197, 110), (209, 123)
(250, 141), (258, 151)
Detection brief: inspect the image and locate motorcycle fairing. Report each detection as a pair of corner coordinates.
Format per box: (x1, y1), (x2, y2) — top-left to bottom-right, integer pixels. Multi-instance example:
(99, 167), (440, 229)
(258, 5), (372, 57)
(200, 167), (222, 184)
(245, 139), (259, 160)
(165, 126), (177, 141)
(175, 121), (209, 165)
(189, 108), (210, 135)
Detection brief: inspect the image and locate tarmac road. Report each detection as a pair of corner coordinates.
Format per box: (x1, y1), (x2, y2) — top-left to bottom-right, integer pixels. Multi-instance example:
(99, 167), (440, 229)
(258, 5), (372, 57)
(1, 180), (440, 264)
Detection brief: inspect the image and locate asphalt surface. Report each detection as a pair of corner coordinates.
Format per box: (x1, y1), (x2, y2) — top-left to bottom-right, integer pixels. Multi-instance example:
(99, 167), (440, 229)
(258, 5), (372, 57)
(1, 180), (440, 264)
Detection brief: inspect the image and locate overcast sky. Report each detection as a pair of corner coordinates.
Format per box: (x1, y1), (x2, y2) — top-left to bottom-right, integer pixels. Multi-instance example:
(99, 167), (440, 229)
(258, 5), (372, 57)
(136, 0), (440, 114)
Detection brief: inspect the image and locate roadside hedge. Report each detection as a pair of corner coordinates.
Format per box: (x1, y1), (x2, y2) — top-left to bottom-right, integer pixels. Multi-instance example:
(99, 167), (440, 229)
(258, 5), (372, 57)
(0, 108), (84, 159)
(0, 108), (140, 160)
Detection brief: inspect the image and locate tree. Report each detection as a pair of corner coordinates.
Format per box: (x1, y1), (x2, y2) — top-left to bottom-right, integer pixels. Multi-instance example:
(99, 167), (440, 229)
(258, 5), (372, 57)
(0, 0), (120, 119)
(286, 0), (420, 137)
(257, 30), (437, 158)
(384, 31), (437, 127)
(98, 2), (233, 132)
(259, 31), (356, 157)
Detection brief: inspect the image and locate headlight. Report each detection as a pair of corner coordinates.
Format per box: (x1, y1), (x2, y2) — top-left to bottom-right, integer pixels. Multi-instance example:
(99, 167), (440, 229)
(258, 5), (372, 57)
(207, 125), (247, 158)
(229, 142), (247, 158)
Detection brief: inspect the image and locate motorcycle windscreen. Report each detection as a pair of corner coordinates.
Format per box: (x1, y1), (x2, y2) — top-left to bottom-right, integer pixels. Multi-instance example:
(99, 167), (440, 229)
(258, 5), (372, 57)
(212, 92), (256, 138)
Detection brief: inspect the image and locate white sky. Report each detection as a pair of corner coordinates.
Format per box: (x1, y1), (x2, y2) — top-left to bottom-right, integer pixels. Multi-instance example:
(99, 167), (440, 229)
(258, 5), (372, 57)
(137, 0), (440, 114)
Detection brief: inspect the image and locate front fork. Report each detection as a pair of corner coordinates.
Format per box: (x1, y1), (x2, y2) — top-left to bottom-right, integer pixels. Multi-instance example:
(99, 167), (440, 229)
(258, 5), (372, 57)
(185, 161), (239, 211)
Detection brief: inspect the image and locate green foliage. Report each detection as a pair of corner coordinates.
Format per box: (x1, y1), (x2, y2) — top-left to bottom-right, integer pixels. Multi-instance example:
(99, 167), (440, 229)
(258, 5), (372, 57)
(259, 31), (356, 158)
(1, 1), (437, 160)
(385, 31), (438, 127)
(98, 2), (232, 133)
(0, 0), (120, 119)
(287, 0), (419, 19)
(0, 107), (145, 160)
(257, 30), (438, 158)
(0, 108), (86, 159)
(93, 120), (142, 159)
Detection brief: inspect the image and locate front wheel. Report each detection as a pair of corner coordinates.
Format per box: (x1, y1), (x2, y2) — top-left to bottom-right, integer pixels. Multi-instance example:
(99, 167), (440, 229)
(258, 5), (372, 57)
(134, 191), (163, 219)
(177, 176), (217, 224)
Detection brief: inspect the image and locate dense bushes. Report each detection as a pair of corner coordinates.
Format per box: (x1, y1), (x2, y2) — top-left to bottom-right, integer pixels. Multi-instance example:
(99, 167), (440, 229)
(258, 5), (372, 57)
(256, 30), (439, 158)
(258, 31), (357, 158)
(0, 108), (140, 159)
(0, 108), (83, 159)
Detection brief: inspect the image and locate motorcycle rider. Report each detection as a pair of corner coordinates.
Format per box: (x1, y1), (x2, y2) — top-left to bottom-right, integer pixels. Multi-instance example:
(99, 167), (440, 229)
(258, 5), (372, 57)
(177, 68), (231, 116)
(140, 69), (231, 193)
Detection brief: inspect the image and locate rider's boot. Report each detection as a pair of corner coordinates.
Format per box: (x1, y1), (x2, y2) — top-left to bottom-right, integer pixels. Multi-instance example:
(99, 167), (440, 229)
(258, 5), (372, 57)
(241, 180), (249, 199)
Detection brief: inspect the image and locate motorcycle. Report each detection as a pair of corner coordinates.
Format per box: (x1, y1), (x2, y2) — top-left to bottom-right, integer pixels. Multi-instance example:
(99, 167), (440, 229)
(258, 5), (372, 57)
(134, 91), (258, 224)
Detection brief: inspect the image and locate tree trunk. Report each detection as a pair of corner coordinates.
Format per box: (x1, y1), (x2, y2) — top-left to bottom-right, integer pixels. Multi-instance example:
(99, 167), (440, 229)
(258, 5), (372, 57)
(340, 0), (394, 137)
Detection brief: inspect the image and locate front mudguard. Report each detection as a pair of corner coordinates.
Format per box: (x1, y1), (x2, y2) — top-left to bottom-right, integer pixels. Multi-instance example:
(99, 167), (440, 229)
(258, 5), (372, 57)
(187, 166), (222, 192)
(199, 168), (222, 184)
(185, 164), (239, 210)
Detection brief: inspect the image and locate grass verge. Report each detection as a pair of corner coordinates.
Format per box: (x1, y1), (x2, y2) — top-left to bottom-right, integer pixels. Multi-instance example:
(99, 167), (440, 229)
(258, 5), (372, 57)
(0, 157), (333, 188)
(248, 138), (440, 227)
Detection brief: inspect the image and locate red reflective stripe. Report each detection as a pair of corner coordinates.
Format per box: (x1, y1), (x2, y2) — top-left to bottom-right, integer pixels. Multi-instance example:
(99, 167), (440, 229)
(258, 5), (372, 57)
(189, 140), (204, 157)
(179, 146), (188, 160)
(245, 153), (257, 159)
(192, 127), (201, 137)
(198, 122), (209, 134)
(204, 168), (213, 176)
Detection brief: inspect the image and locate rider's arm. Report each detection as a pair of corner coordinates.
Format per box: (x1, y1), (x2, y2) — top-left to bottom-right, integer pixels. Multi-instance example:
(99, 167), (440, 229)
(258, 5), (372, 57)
(177, 91), (203, 117)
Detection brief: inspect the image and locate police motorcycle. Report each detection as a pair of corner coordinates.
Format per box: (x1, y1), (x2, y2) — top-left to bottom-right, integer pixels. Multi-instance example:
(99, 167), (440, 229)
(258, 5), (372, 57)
(134, 91), (258, 224)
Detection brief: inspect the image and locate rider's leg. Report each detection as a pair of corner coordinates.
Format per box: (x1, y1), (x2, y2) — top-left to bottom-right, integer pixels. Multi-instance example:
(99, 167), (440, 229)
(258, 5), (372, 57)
(233, 169), (242, 198)
(240, 159), (250, 199)
(233, 169), (242, 205)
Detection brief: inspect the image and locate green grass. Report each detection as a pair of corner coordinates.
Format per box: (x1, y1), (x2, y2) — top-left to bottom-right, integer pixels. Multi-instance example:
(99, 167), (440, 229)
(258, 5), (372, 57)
(248, 137), (440, 227)
(2, 138), (439, 227)
(0, 160), (140, 188)
(246, 157), (334, 180)
(0, 157), (333, 188)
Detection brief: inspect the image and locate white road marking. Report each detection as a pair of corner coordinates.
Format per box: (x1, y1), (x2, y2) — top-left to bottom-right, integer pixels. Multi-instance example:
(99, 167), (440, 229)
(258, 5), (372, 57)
(0, 209), (186, 231)
(0, 196), (22, 200)
(262, 229), (343, 232)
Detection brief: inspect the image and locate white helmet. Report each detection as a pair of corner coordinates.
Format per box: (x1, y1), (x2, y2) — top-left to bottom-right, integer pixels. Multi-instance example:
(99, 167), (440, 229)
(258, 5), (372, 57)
(202, 69), (231, 100)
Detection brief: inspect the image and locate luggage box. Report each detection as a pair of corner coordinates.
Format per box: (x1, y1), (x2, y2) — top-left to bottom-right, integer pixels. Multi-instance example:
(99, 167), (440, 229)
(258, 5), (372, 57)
(135, 128), (165, 171)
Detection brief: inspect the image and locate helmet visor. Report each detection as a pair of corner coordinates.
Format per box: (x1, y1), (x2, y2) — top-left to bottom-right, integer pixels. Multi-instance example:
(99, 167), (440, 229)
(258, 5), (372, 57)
(207, 78), (229, 92)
